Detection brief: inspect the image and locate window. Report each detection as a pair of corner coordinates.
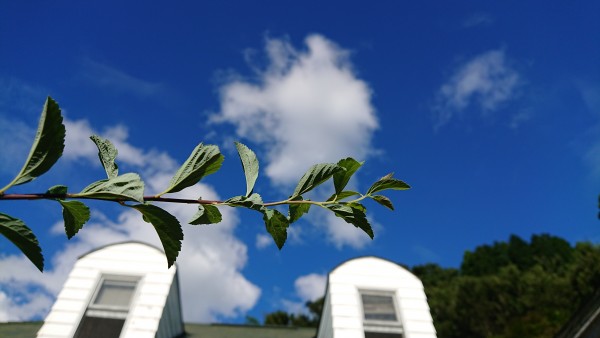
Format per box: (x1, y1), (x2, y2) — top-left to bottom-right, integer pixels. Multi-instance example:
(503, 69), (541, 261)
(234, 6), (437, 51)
(74, 275), (139, 338)
(360, 291), (403, 338)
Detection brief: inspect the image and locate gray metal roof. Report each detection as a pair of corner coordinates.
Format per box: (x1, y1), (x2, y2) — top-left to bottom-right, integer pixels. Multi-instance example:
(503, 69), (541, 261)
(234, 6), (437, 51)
(0, 322), (316, 338)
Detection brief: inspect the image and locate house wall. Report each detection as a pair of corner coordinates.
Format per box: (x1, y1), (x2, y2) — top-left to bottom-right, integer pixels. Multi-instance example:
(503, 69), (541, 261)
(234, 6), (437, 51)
(317, 257), (437, 338)
(36, 242), (183, 338)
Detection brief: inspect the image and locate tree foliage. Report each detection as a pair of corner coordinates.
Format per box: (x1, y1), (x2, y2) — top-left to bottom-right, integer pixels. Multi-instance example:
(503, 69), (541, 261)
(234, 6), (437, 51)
(412, 234), (600, 338)
(264, 297), (324, 327)
(0, 97), (410, 271)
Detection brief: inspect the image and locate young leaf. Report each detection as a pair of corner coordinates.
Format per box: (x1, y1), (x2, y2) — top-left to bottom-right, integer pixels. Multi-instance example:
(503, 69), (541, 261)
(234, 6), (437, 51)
(47, 185), (68, 195)
(288, 197), (310, 224)
(160, 144), (224, 195)
(326, 190), (360, 202)
(225, 193), (264, 212)
(58, 200), (91, 239)
(367, 173), (410, 195)
(327, 203), (374, 239)
(371, 195), (394, 210)
(333, 158), (363, 194)
(130, 204), (183, 267)
(78, 173), (144, 202)
(235, 142), (259, 197)
(291, 163), (344, 198)
(90, 135), (119, 179)
(262, 208), (289, 249)
(0, 213), (44, 271)
(0, 97), (65, 193)
(189, 204), (222, 225)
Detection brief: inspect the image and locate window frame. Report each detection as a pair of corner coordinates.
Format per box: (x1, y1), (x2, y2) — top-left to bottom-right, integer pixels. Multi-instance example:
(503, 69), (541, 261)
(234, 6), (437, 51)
(73, 274), (141, 338)
(359, 289), (404, 337)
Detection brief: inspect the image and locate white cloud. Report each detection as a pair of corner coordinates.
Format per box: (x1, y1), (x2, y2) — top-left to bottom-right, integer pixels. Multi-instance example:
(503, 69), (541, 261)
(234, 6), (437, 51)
(213, 34), (379, 249)
(294, 273), (326, 302)
(0, 118), (260, 323)
(434, 50), (521, 129)
(255, 233), (273, 249)
(213, 34), (378, 186)
(324, 212), (371, 249)
(63, 118), (178, 179)
(281, 273), (326, 315)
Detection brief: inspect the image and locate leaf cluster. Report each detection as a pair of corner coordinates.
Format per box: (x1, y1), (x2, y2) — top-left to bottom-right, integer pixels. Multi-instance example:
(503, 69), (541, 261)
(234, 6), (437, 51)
(0, 97), (410, 271)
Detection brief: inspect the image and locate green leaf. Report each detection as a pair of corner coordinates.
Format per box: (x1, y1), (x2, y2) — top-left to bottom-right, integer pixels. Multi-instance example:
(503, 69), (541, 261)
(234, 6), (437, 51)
(371, 195), (394, 210)
(288, 197), (310, 224)
(367, 173), (410, 195)
(262, 208), (289, 249)
(90, 135), (119, 179)
(47, 185), (68, 195)
(189, 204), (222, 225)
(160, 143), (224, 195)
(78, 173), (144, 202)
(291, 163), (344, 198)
(58, 200), (91, 239)
(327, 203), (374, 239)
(235, 142), (259, 197)
(326, 190), (360, 202)
(0, 213), (44, 271)
(225, 193), (264, 212)
(333, 157), (363, 194)
(0, 97), (65, 193)
(130, 204), (183, 267)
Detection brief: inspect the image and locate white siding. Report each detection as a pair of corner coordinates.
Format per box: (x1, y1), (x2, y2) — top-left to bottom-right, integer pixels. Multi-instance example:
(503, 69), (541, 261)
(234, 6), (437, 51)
(37, 242), (184, 338)
(317, 256), (437, 338)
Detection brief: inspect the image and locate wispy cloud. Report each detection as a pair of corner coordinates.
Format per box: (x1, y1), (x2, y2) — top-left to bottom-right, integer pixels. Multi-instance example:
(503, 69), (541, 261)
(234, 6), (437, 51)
(433, 49), (521, 129)
(463, 13), (494, 28)
(81, 59), (166, 98)
(0, 117), (260, 322)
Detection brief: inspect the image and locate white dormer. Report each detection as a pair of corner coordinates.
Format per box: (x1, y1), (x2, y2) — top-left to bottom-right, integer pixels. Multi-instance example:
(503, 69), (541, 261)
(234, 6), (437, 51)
(37, 242), (184, 338)
(317, 256), (437, 338)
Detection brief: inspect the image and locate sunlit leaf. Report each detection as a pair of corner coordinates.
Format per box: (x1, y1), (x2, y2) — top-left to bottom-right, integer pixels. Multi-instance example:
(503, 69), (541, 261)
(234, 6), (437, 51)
(235, 142), (259, 197)
(189, 204), (222, 225)
(333, 157), (363, 194)
(262, 208), (289, 249)
(130, 204), (182, 267)
(1, 97), (65, 193)
(225, 193), (264, 212)
(90, 135), (119, 179)
(0, 213), (44, 271)
(160, 143), (224, 195)
(59, 200), (91, 239)
(47, 185), (68, 195)
(367, 173), (410, 195)
(291, 163), (344, 198)
(78, 173), (144, 202)
(326, 190), (360, 202)
(327, 203), (373, 239)
(371, 195), (394, 210)
(288, 197), (310, 224)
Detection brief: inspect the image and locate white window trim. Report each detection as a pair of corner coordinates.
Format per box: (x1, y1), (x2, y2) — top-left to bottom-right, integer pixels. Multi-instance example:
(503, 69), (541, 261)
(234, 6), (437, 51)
(359, 289), (404, 335)
(72, 273), (142, 338)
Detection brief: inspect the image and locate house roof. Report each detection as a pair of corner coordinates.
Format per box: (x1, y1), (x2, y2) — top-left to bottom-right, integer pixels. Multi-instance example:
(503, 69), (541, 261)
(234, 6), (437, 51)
(0, 322), (316, 338)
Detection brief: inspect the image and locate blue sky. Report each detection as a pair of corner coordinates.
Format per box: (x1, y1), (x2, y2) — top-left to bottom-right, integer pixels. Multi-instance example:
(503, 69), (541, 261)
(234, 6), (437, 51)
(1, 0), (599, 323)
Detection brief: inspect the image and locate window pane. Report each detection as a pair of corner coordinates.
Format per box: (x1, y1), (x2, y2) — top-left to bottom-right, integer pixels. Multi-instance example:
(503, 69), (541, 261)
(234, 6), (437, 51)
(93, 280), (137, 307)
(74, 316), (125, 338)
(362, 294), (397, 321)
